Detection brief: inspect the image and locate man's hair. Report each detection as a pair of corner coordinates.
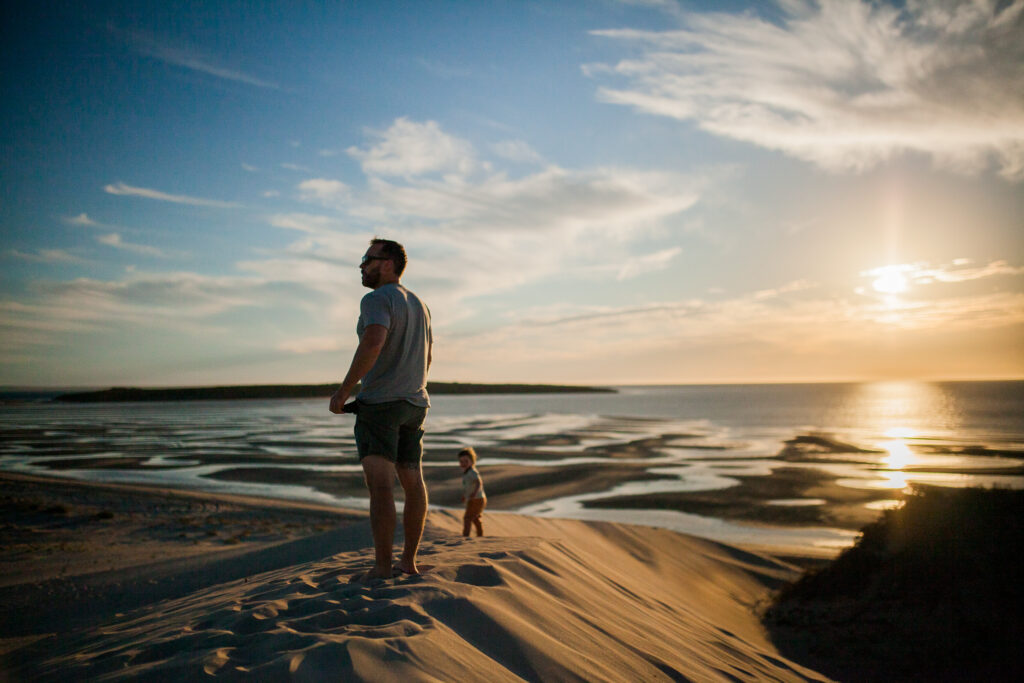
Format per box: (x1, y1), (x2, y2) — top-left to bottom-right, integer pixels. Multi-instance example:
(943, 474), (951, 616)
(370, 238), (407, 276)
(458, 447), (477, 464)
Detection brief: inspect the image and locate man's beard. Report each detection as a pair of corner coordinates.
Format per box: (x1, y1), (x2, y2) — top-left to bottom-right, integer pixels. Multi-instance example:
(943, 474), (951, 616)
(362, 270), (379, 288)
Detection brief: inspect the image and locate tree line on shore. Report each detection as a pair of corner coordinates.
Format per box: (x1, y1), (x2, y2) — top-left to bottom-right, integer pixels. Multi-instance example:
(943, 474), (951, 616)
(54, 382), (615, 403)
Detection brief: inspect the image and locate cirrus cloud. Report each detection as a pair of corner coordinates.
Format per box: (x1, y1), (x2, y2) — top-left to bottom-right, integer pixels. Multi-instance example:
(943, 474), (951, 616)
(104, 182), (240, 208)
(589, 0), (1024, 179)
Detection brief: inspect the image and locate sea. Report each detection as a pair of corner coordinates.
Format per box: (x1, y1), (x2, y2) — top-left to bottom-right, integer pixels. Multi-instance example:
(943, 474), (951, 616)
(2, 381), (1022, 554)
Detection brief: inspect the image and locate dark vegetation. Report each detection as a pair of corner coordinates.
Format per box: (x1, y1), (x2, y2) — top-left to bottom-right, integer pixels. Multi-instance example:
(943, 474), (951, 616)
(764, 486), (1024, 682)
(54, 382), (614, 402)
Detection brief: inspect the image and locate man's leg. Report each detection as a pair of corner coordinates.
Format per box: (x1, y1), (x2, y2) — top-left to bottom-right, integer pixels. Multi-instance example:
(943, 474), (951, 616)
(395, 464), (427, 574)
(361, 455), (397, 578)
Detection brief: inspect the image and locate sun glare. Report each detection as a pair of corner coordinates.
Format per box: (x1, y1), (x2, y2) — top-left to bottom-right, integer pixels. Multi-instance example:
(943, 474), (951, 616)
(884, 426), (918, 439)
(872, 270), (909, 294)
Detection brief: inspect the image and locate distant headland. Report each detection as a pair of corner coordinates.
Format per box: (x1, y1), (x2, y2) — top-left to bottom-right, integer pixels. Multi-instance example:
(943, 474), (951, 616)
(53, 382), (615, 403)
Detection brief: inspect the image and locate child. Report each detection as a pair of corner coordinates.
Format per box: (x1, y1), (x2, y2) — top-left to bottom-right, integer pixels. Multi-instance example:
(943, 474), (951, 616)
(458, 447), (486, 537)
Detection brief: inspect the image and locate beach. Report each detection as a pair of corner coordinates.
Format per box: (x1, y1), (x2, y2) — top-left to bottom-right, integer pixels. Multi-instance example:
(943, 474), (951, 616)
(3, 382), (1022, 679)
(1, 471), (830, 681)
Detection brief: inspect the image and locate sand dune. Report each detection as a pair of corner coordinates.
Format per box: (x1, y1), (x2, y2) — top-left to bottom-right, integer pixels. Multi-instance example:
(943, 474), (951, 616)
(3, 482), (830, 681)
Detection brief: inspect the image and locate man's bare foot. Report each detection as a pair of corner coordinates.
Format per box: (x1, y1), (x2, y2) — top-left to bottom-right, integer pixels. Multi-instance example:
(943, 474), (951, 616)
(393, 559), (419, 576)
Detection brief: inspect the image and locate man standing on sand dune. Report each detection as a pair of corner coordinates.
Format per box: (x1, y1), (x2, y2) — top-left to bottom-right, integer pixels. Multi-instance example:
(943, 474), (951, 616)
(329, 238), (433, 581)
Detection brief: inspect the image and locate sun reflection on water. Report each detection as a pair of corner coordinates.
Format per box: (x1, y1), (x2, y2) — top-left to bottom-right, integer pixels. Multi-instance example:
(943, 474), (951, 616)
(882, 439), (916, 470)
(883, 426), (918, 439)
(840, 381), (961, 437)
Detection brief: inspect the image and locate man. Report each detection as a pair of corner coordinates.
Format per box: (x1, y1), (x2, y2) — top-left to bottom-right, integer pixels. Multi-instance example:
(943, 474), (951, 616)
(329, 238), (433, 580)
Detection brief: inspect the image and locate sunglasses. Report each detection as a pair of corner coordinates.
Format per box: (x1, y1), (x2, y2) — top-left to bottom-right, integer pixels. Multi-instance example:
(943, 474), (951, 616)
(360, 255), (390, 267)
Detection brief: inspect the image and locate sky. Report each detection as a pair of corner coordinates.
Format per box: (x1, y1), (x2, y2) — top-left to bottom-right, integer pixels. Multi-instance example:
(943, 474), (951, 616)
(2, 0), (1022, 388)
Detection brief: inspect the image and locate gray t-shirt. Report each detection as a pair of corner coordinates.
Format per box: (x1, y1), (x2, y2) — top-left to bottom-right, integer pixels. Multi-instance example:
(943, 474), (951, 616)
(356, 283), (432, 407)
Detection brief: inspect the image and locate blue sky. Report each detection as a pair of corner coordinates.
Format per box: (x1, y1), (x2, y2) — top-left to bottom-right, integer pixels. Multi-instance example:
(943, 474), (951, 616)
(2, 0), (1022, 387)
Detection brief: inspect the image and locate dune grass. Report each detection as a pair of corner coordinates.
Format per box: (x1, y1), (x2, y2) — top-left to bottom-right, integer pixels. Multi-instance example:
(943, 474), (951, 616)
(765, 485), (1024, 682)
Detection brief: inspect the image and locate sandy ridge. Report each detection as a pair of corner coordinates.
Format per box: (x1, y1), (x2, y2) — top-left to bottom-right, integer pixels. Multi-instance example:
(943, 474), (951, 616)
(1, 475), (831, 681)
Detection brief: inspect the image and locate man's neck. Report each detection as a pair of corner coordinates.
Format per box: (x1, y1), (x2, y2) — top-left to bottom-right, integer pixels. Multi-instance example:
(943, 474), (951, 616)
(373, 277), (400, 290)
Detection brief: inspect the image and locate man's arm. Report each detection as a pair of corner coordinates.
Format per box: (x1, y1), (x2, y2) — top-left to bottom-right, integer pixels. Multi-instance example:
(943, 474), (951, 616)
(329, 324), (388, 414)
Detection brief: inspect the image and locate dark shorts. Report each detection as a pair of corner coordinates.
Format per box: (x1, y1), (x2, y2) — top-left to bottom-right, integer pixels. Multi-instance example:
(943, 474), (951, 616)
(353, 399), (428, 469)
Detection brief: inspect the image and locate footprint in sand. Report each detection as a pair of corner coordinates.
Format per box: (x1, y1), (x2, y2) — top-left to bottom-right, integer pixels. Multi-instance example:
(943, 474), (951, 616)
(202, 647), (232, 676)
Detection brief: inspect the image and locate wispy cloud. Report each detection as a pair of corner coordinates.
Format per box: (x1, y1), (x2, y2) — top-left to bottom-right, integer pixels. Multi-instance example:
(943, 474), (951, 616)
(617, 247), (682, 280)
(63, 213), (100, 227)
(296, 180), (351, 209)
(116, 25), (280, 90)
(440, 263), (1024, 381)
(104, 182), (239, 208)
(96, 233), (173, 258)
(589, 0), (1024, 179)
(5, 249), (84, 264)
(491, 140), (544, 164)
(860, 259), (1024, 292)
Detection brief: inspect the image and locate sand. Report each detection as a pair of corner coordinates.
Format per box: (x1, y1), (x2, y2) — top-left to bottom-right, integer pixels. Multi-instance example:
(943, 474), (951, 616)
(1, 472), (831, 682)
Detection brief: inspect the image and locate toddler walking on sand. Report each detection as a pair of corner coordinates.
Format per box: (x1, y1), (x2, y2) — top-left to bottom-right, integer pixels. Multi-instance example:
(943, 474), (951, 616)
(459, 447), (486, 537)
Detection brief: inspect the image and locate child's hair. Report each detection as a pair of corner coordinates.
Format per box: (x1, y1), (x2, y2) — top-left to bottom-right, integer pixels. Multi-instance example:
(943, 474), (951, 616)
(458, 447), (477, 465)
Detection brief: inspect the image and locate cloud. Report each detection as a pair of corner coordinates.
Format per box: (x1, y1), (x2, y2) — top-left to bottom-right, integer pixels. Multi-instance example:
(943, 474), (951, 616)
(617, 247), (682, 280)
(270, 119), (707, 330)
(281, 163), (311, 172)
(860, 259), (1024, 290)
(6, 249), (83, 264)
(285, 163), (702, 313)
(360, 165), (699, 234)
(441, 267), (1024, 377)
(491, 140), (545, 164)
(347, 118), (477, 177)
(296, 180), (351, 209)
(64, 213), (100, 227)
(96, 233), (173, 258)
(589, 0), (1024, 179)
(5, 119), (706, 381)
(41, 272), (271, 323)
(116, 25), (280, 90)
(104, 182), (240, 208)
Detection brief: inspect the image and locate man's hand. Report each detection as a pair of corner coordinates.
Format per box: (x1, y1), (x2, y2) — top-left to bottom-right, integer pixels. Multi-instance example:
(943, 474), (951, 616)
(330, 324), (387, 415)
(329, 389), (349, 414)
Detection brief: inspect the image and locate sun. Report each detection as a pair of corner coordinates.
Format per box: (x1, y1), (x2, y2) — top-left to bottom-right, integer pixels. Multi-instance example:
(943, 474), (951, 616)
(872, 269), (909, 294)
